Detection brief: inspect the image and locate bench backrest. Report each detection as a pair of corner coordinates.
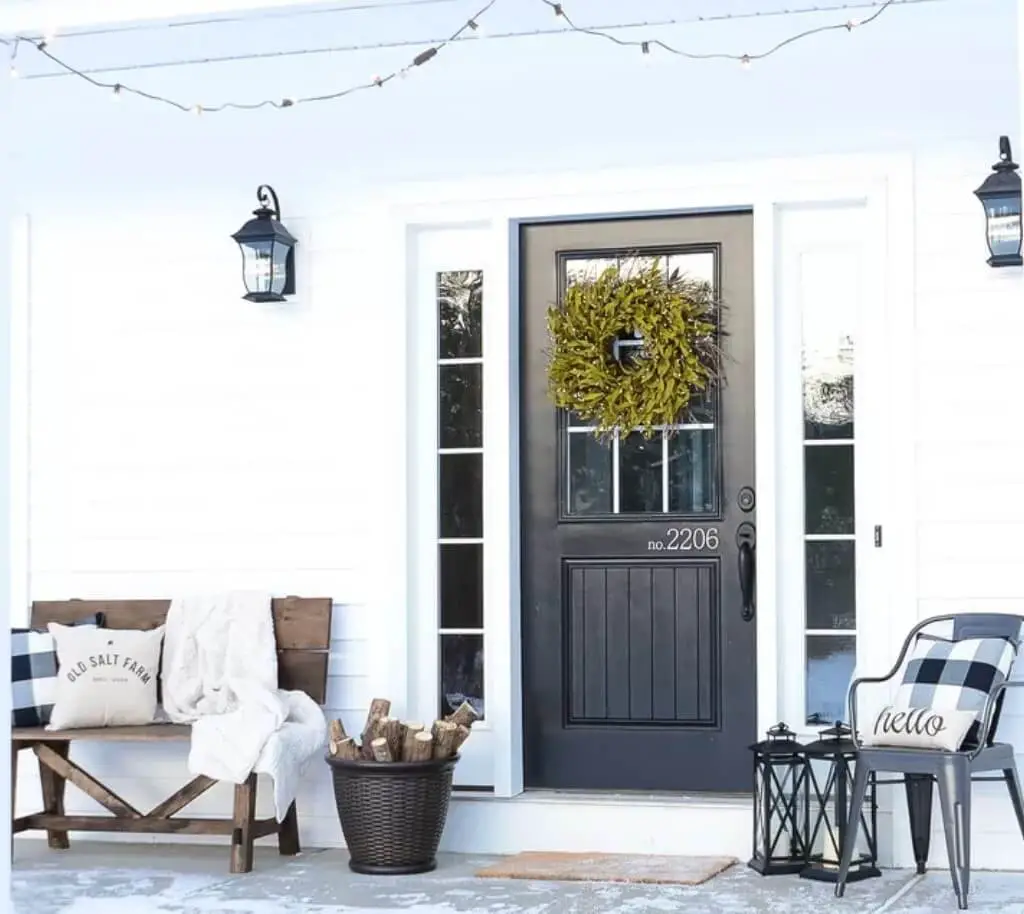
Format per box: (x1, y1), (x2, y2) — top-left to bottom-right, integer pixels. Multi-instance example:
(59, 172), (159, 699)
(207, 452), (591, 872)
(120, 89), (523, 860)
(30, 597), (333, 705)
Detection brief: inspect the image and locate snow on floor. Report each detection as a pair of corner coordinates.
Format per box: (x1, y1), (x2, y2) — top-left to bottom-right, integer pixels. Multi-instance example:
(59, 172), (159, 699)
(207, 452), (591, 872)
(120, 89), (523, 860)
(11, 840), (1024, 913)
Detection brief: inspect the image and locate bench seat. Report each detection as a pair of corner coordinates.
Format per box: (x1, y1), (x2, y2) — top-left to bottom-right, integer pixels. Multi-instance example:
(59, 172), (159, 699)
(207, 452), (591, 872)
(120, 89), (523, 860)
(14, 724), (192, 742)
(12, 596), (332, 874)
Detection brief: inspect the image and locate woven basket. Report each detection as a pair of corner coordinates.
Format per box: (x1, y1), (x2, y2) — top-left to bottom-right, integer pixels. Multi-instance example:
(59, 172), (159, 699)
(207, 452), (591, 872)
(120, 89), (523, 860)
(326, 753), (459, 875)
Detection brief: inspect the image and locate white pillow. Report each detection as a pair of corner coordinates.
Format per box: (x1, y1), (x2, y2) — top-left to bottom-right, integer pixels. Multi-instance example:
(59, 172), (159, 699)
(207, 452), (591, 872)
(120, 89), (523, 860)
(862, 705), (976, 752)
(47, 623), (166, 729)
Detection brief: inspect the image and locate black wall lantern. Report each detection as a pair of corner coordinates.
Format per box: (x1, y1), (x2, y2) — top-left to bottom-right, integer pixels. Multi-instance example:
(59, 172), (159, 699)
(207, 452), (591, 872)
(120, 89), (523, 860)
(800, 722), (880, 884)
(974, 136), (1022, 268)
(749, 723), (809, 876)
(231, 185), (297, 301)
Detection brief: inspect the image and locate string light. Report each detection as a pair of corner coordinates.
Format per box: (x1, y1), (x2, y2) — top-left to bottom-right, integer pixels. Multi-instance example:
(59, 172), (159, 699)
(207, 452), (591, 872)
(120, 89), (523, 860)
(0, 0), (911, 113)
(0, 0), (499, 113)
(542, 0), (897, 65)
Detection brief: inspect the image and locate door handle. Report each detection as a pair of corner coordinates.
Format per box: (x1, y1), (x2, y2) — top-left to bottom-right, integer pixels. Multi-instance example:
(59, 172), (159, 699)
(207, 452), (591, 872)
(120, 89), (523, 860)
(737, 524), (756, 622)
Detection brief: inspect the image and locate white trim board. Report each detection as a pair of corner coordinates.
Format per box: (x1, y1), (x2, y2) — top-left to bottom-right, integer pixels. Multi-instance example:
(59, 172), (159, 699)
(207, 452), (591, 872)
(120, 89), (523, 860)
(393, 151), (917, 812)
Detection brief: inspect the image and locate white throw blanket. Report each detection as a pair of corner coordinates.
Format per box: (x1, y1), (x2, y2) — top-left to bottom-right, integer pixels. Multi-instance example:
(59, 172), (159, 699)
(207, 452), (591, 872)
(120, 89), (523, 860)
(161, 591), (327, 822)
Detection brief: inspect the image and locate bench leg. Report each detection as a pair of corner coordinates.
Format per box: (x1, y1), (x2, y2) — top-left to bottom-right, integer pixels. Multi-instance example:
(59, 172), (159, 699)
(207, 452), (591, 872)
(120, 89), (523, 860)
(278, 801), (300, 856)
(230, 774), (257, 874)
(11, 743), (21, 861)
(38, 742), (70, 850)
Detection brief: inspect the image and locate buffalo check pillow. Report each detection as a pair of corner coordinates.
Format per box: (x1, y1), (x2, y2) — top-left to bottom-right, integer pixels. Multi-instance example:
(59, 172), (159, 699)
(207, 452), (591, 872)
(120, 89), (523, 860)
(892, 635), (1018, 748)
(11, 613), (105, 728)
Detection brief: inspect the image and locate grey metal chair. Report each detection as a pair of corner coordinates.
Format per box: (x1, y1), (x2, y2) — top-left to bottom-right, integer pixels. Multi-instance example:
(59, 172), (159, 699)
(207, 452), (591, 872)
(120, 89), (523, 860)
(835, 613), (1024, 910)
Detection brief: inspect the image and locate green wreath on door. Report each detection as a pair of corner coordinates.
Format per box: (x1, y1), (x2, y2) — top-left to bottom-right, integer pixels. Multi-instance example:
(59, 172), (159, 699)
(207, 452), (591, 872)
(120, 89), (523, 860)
(545, 257), (725, 441)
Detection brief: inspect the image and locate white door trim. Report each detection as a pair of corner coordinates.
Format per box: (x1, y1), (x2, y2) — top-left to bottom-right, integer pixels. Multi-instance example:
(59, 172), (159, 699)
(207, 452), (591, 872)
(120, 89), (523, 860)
(392, 151), (917, 800)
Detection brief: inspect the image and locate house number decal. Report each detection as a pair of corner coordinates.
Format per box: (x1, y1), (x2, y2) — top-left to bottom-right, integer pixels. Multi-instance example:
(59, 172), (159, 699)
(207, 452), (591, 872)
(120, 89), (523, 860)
(647, 528), (720, 552)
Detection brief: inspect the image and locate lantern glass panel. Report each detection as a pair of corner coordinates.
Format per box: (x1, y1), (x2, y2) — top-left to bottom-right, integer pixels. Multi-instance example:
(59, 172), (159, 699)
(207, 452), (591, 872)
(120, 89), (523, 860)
(241, 240), (275, 296)
(983, 193), (1023, 260)
(270, 241), (290, 296)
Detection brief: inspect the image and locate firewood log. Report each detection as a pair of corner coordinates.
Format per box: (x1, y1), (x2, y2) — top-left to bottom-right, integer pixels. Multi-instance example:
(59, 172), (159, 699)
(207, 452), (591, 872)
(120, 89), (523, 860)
(446, 701), (480, 729)
(329, 719), (347, 744)
(451, 724), (472, 754)
(401, 723), (425, 761)
(371, 737), (393, 762)
(406, 730), (434, 762)
(384, 718), (404, 760)
(432, 720), (459, 759)
(360, 699), (391, 759)
(332, 737), (360, 761)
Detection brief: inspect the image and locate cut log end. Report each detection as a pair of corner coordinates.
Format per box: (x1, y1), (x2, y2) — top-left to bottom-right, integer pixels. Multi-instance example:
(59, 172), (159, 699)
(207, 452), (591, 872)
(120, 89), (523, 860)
(432, 720), (459, 759)
(406, 730), (434, 762)
(446, 701), (480, 729)
(331, 737), (360, 761)
(370, 737), (393, 763)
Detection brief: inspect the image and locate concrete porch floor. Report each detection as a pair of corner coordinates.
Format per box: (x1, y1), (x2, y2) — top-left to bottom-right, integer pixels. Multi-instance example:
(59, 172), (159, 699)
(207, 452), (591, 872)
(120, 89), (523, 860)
(11, 840), (1024, 913)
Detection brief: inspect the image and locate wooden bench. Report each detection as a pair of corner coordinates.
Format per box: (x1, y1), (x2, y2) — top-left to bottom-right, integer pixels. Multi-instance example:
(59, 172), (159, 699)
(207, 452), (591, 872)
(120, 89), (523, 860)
(12, 597), (332, 873)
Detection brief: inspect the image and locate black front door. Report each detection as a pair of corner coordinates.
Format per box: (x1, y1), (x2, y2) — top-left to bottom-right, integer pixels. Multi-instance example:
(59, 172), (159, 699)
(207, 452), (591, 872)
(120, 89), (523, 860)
(520, 213), (756, 793)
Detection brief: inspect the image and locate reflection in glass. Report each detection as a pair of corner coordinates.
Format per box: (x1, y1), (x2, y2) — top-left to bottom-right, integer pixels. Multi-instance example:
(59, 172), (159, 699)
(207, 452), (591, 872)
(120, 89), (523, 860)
(619, 432), (662, 513)
(567, 433), (612, 515)
(667, 251), (716, 288)
(565, 257), (616, 287)
(805, 541), (856, 630)
(804, 445), (855, 535)
(440, 543), (483, 629)
(806, 635), (856, 726)
(668, 429), (717, 514)
(439, 453), (482, 538)
(437, 270), (483, 359)
(438, 364), (482, 448)
(804, 365), (854, 439)
(440, 634), (484, 721)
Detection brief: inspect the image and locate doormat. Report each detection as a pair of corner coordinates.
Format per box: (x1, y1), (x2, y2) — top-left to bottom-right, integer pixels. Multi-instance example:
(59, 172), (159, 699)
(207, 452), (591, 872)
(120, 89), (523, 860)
(475, 851), (737, 886)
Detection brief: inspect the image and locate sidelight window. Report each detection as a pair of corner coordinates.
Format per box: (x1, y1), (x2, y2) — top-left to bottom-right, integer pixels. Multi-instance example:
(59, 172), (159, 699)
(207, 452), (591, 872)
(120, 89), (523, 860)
(562, 251), (720, 519)
(436, 270), (485, 722)
(802, 289), (857, 726)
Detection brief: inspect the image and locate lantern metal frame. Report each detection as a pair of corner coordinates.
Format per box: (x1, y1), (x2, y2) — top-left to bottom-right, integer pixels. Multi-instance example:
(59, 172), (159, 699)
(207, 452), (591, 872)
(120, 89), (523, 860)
(800, 722), (880, 884)
(231, 184), (298, 302)
(748, 722), (810, 876)
(973, 135), (1022, 268)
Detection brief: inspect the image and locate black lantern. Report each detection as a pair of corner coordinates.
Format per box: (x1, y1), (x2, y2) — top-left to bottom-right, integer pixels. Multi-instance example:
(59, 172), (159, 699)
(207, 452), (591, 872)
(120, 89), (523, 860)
(231, 185), (297, 302)
(800, 722), (880, 883)
(974, 136), (1022, 268)
(749, 723), (809, 876)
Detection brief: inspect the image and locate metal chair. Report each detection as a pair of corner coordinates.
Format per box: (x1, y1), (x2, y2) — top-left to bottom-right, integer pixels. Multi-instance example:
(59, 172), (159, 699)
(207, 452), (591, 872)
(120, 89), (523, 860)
(835, 613), (1024, 910)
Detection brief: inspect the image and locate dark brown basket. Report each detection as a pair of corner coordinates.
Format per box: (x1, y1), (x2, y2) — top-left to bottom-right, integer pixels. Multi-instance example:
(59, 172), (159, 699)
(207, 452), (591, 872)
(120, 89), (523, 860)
(326, 753), (459, 875)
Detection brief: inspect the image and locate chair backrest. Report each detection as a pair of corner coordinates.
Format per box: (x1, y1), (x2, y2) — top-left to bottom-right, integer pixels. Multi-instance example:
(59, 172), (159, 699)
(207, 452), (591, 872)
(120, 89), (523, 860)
(30, 597), (333, 704)
(901, 613), (1024, 747)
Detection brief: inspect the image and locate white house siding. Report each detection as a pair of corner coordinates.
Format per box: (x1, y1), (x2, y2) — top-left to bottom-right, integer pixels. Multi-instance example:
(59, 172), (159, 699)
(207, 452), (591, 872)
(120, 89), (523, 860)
(3, 0), (1023, 864)
(895, 152), (1024, 871)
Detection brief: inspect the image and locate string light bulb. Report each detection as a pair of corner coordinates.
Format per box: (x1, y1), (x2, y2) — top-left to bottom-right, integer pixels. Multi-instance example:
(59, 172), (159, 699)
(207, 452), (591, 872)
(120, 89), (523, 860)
(740, 54), (752, 69)
(112, 83), (122, 100)
(8, 63), (18, 79)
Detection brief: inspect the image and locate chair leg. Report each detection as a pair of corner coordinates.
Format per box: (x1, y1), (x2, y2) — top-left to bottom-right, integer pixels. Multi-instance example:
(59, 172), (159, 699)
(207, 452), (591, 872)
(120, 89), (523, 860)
(37, 742), (70, 850)
(835, 760), (872, 898)
(905, 773), (934, 874)
(278, 801), (301, 856)
(230, 774), (258, 875)
(1003, 767), (1024, 845)
(936, 756), (972, 910)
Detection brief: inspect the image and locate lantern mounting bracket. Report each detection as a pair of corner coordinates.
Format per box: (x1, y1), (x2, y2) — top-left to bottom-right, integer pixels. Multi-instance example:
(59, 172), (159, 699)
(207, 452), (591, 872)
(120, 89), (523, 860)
(255, 184), (282, 220)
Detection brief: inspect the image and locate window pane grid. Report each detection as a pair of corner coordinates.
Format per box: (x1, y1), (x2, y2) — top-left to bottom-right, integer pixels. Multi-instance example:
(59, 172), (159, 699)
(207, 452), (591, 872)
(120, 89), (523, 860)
(561, 250), (720, 520)
(436, 270), (485, 722)
(802, 279), (856, 726)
